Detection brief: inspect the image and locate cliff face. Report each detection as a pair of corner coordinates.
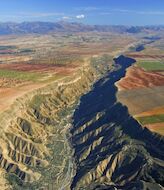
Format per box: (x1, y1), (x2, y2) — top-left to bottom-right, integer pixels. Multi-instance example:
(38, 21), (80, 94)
(0, 55), (163, 190)
(0, 57), (111, 189)
(70, 56), (164, 190)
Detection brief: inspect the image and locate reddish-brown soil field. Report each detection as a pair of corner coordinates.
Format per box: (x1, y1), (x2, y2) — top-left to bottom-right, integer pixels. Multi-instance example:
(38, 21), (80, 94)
(0, 62), (79, 113)
(126, 54), (164, 60)
(116, 66), (164, 90)
(117, 65), (164, 135)
(0, 63), (77, 74)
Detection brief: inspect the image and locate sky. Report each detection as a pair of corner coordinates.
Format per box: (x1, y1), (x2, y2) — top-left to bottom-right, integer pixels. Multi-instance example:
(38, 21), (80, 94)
(0, 0), (164, 25)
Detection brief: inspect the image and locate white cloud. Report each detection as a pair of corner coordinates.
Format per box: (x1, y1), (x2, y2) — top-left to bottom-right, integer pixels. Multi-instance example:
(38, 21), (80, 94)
(62, 16), (71, 20)
(76, 14), (85, 19)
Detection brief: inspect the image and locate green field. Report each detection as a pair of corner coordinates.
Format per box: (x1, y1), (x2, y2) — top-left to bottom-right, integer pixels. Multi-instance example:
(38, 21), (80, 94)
(0, 69), (44, 82)
(137, 114), (164, 125)
(137, 61), (164, 71)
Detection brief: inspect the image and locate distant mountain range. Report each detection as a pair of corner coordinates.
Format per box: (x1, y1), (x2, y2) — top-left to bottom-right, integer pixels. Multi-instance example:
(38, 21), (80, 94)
(0, 21), (163, 35)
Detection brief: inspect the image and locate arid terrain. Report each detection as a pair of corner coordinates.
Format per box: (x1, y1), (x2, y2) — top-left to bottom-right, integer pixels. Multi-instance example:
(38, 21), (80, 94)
(116, 34), (164, 135)
(0, 30), (136, 113)
(0, 22), (163, 189)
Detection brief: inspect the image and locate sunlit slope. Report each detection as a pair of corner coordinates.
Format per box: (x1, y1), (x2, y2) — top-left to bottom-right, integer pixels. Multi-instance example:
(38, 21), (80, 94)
(0, 55), (112, 189)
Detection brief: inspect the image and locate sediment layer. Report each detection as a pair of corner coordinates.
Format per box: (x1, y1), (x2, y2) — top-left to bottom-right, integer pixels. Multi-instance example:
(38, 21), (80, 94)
(0, 60), (108, 189)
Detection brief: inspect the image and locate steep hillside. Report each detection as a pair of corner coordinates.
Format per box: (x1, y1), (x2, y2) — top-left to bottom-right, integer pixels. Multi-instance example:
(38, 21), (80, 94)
(0, 56), (111, 189)
(0, 55), (163, 190)
(70, 56), (164, 190)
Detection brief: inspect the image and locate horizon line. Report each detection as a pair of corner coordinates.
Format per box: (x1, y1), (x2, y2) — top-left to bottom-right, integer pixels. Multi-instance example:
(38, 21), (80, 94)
(0, 20), (164, 27)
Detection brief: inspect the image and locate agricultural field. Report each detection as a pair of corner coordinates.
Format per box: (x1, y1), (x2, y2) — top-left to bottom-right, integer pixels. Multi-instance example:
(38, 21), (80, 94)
(0, 29), (163, 135)
(137, 61), (164, 71)
(0, 22), (163, 190)
(0, 0), (164, 187)
(0, 32), (136, 113)
(136, 114), (164, 135)
(137, 114), (164, 125)
(117, 33), (164, 135)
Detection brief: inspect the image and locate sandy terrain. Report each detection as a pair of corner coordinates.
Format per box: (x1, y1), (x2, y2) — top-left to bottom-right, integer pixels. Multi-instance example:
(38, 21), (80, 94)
(117, 86), (164, 115)
(144, 122), (164, 136)
(0, 78), (24, 87)
(136, 106), (164, 117)
(0, 83), (47, 113)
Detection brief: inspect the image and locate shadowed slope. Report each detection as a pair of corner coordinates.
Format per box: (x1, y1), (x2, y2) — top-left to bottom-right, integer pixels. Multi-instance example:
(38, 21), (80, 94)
(70, 56), (164, 190)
